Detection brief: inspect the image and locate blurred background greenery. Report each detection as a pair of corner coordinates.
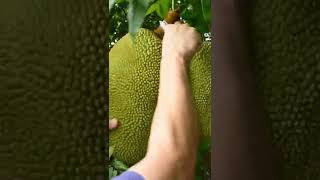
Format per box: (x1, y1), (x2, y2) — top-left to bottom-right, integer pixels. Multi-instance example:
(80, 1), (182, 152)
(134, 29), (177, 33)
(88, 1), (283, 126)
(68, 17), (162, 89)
(108, 0), (211, 49)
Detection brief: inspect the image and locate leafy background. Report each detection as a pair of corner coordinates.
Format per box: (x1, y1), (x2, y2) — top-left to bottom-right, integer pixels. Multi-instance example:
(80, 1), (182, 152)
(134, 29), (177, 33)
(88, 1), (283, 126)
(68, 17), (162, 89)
(108, 0), (211, 179)
(108, 0), (211, 48)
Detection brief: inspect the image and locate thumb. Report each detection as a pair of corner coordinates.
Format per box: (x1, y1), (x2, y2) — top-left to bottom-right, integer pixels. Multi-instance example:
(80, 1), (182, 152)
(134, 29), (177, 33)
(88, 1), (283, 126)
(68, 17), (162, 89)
(160, 21), (168, 32)
(109, 118), (118, 130)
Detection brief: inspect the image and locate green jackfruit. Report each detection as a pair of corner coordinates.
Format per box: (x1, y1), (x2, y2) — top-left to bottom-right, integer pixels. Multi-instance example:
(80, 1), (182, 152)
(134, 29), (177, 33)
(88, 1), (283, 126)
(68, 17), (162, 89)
(0, 0), (107, 179)
(109, 28), (211, 164)
(251, 1), (320, 179)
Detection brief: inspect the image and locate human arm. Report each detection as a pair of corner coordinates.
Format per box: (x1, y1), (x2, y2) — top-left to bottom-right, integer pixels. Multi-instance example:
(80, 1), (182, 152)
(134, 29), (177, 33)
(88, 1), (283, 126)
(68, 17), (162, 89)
(128, 22), (202, 180)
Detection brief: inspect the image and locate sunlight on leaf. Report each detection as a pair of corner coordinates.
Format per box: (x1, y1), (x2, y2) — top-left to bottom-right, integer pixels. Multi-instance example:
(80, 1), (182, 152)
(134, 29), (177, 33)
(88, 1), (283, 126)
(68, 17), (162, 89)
(146, 2), (160, 15)
(109, 146), (114, 159)
(114, 159), (129, 171)
(201, 0), (211, 26)
(112, 170), (118, 176)
(109, 167), (114, 179)
(128, 0), (149, 40)
(157, 0), (170, 18)
(109, 0), (116, 11)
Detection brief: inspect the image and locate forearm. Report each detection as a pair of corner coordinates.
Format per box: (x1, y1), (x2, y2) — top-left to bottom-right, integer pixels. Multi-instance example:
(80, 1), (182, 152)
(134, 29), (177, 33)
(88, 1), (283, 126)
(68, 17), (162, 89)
(151, 57), (199, 156)
(144, 56), (198, 179)
(129, 22), (201, 180)
(213, 1), (279, 180)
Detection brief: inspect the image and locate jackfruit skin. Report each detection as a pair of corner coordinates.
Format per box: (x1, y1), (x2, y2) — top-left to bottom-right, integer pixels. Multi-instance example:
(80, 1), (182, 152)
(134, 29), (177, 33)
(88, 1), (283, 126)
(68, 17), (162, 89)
(250, 1), (320, 179)
(189, 42), (212, 137)
(109, 28), (211, 165)
(0, 0), (107, 179)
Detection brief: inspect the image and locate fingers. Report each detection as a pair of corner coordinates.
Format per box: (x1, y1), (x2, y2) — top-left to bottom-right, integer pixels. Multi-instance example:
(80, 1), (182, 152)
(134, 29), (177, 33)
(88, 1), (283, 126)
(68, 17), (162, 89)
(175, 20), (191, 27)
(163, 19), (202, 46)
(109, 118), (118, 130)
(162, 23), (170, 32)
(163, 20), (189, 32)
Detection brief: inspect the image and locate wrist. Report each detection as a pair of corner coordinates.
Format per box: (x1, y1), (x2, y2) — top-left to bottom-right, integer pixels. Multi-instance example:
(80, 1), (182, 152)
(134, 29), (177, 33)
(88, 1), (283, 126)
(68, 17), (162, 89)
(161, 54), (190, 73)
(161, 52), (190, 66)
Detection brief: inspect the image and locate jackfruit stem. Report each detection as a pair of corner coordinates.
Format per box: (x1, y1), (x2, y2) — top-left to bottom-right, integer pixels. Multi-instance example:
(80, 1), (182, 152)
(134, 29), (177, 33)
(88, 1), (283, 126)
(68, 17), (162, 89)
(154, 7), (181, 39)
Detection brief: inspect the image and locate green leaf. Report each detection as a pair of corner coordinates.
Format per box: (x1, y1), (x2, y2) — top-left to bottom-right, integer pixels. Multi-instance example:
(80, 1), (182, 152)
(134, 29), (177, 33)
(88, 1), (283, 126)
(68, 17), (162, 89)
(109, 146), (114, 159)
(109, 167), (114, 179)
(109, 0), (128, 11)
(180, 9), (193, 21)
(113, 170), (118, 176)
(110, 0), (129, 12)
(157, 0), (170, 18)
(181, 1), (210, 34)
(116, 0), (128, 3)
(127, 0), (149, 40)
(146, 2), (160, 15)
(200, 0), (211, 26)
(109, 0), (116, 11)
(194, 137), (211, 179)
(146, 0), (169, 19)
(114, 159), (129, 171)
(199, 137), (211, 151)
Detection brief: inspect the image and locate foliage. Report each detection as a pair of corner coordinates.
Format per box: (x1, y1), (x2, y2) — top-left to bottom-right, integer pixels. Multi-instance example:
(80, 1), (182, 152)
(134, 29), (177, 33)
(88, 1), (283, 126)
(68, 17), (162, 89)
(109, 0), (211, 48)
(195, 137), (211, 180)
(109, 1), (162, 49)
(108, 146), (129, 179)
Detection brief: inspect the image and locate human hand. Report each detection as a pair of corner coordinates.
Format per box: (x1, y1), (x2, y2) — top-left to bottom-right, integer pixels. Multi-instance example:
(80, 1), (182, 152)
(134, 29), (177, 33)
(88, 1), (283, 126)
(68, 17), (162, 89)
(162, 21), (202, 63)
(109, 118), (118, 130)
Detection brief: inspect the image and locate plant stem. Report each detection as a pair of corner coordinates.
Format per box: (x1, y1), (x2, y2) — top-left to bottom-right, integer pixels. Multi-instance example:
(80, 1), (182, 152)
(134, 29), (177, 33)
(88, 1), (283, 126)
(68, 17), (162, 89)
(172, 0), (174, 10)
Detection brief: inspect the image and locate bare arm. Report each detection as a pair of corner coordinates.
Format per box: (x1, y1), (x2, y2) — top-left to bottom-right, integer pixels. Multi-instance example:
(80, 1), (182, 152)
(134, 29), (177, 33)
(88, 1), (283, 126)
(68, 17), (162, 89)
(212, 1), (280, 180)
(129, 22), (201, 180)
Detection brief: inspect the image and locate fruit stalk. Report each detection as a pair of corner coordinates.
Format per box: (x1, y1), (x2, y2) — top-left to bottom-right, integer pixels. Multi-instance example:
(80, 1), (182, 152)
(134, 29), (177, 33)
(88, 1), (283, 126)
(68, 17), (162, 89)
(154, 7), (181, 39)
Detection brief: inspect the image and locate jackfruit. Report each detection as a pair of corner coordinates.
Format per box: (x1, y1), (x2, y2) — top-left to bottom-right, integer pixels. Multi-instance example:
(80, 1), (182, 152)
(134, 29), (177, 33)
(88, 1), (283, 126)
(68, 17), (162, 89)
(0, 0), (107, 179)
(250, 0), (320, 179)
(109, 28), (211, 164)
